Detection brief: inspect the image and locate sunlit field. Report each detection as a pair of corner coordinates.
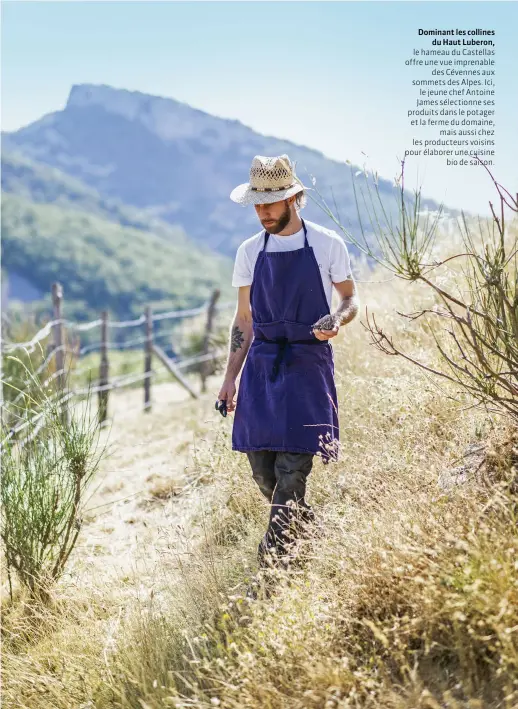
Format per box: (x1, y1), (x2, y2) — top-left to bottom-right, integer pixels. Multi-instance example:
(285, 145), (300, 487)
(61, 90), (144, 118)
(2, 213), (517, 709)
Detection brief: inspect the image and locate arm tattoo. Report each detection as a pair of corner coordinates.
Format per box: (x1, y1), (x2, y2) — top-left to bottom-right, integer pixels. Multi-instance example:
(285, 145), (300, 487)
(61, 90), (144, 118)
(333, 295), (359, 326)
(231, 325), (245, 352)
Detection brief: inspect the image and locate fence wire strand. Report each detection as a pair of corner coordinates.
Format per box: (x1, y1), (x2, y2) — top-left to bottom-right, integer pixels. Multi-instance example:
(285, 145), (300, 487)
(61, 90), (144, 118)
(1, 299), (237, 353)
(1, 295), (234, 449)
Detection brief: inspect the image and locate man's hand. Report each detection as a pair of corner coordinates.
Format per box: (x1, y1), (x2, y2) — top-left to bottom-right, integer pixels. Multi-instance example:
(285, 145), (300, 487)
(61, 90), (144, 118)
(217, 378), (237, 413)
(313, 324), (339, 341)
(312, 314), (340, 341)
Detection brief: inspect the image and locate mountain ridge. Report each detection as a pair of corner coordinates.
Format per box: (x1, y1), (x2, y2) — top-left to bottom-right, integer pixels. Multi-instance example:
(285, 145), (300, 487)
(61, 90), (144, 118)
(2, 83), (450, 258)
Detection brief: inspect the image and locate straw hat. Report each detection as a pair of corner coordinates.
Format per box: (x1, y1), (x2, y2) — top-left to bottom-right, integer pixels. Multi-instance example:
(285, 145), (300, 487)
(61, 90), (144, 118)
(230, 154), (311, 206)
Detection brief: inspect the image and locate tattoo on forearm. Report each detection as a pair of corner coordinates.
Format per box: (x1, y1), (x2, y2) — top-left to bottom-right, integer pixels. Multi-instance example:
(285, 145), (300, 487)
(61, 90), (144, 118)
(333, 295), (359, 326)
(231, 325), (245, 352)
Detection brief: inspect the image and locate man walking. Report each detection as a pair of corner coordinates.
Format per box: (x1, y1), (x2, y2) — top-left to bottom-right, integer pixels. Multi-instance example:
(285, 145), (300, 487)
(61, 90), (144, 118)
(217, 154), (358, 567)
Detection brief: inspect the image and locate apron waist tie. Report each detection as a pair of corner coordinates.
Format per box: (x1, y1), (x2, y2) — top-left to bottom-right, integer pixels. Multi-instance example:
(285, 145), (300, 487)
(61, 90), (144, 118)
(256, 336), (325, 382)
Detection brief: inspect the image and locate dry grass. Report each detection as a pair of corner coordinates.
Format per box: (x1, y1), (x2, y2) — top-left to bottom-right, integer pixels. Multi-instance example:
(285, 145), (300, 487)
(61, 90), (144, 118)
(146, 475), (180, 501)
(2, 220), (518, 708)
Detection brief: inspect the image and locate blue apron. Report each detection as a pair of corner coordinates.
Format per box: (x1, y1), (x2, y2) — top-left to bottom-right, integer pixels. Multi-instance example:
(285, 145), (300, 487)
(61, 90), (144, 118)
(232, 219), (339, 464)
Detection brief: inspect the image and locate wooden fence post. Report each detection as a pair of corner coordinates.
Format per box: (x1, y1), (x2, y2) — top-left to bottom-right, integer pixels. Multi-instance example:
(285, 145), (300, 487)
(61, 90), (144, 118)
(200, 289), (220, 393)
(152, 344), (198, 399)
(51, 282), (68, 426)
(144, 306), (153, 412)
(98, 310), (109, 425)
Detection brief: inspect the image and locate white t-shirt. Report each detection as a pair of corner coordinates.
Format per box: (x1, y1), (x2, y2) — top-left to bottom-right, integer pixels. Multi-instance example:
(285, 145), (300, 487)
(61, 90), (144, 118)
(232, 219), (353, 310)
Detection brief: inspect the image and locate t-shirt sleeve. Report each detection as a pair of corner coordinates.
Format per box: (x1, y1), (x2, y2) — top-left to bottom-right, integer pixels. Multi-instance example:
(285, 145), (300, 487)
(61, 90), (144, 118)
(232, 243), (253, 287)
(329, 234), (353, 282)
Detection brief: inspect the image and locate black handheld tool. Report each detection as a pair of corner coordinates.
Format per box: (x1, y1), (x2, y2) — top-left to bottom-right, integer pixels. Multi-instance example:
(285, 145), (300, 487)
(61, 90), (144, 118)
(215, 399), (228, 417)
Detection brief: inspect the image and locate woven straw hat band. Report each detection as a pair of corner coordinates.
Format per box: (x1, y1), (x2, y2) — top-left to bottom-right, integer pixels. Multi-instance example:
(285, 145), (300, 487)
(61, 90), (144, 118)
(229, 153), (309, 205)
(250, 182), (296, 192)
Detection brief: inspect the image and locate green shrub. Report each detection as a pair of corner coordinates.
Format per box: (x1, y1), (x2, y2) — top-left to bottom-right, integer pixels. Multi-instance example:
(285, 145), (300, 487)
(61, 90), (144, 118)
(1, 381), (104, 600)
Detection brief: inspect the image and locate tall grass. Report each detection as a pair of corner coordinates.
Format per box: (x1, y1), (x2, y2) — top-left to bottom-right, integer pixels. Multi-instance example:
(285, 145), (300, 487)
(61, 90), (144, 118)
(104, 356), (517, 709)
(1, 313), (84, 432)
(1, 215), (517, 708)
(1, 355), (105, 600)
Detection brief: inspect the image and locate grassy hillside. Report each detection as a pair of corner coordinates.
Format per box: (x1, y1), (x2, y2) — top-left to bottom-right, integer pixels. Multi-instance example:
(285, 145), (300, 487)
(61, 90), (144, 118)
(1, 149), (196, 246)
(2, 215), (517, 708)
(1, 191), (233, 322)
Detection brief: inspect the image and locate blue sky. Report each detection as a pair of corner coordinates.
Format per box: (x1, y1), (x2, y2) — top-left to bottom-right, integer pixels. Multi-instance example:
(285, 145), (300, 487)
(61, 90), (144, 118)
(2, 1), (517, 214)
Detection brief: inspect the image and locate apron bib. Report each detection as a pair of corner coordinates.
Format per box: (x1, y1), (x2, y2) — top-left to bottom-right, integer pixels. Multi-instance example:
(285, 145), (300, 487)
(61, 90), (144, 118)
(232, 219), (339, 463)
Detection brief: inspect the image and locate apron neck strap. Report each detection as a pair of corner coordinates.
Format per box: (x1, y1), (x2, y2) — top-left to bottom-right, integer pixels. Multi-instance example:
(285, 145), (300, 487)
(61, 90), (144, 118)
(262, 219), (308, 250)
(301, 219), (309, 247)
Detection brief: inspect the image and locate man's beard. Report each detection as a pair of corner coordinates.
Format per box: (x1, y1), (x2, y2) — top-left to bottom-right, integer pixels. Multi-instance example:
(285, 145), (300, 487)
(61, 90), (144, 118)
(262, 201), (291, 234)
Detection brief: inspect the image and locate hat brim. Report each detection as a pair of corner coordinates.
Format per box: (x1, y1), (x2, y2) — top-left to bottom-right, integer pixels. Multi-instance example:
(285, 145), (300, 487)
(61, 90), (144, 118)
(230, 181), (312, 205)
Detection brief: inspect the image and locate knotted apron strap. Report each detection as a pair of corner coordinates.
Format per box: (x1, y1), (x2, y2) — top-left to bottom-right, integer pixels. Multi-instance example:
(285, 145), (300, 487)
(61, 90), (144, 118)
(270, 337), (289, 382)
(267, 336), (324, 382)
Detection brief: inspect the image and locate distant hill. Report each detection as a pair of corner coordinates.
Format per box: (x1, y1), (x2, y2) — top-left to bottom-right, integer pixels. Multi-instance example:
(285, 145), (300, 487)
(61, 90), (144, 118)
(1, 83), (448, 258)
(1, 191), (233, 323)
(1, 149), (196, 247)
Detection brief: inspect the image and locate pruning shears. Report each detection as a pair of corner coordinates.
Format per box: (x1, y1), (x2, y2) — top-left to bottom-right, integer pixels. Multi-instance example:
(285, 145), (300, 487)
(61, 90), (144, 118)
(215, 399), (228, 417)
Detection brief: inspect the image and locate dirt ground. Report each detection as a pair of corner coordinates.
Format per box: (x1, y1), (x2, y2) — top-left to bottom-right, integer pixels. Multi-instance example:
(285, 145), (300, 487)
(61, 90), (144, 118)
(67, 372), (229, 600)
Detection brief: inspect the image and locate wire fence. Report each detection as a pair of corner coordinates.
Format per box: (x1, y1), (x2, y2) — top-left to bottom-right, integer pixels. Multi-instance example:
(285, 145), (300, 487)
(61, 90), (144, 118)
(1, 285), (234, 448)
(1, 300), (234, 354)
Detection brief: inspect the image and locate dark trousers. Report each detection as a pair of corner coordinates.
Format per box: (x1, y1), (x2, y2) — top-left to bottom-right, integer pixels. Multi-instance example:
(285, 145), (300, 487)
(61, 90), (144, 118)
(246, 450), (315, 565)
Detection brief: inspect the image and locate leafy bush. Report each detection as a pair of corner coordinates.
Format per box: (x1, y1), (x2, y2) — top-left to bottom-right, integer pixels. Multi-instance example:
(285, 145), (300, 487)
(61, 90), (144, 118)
(1, 374), (104, 600)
